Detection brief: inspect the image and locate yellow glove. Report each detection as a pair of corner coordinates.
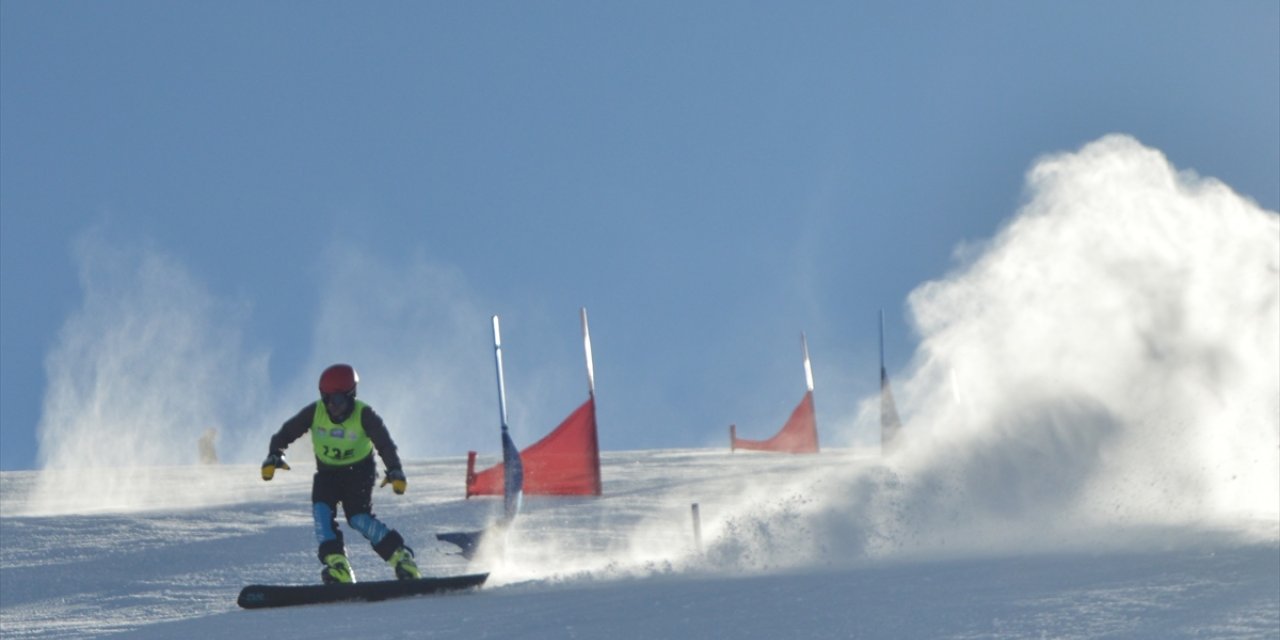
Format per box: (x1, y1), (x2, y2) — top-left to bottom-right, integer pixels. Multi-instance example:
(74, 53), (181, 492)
(261, 453), (290, 480)
(381, 469), (407, 494)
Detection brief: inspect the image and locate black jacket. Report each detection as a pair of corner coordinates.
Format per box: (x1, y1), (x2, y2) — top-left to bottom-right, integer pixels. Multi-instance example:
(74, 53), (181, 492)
(268, 401), (403, 472)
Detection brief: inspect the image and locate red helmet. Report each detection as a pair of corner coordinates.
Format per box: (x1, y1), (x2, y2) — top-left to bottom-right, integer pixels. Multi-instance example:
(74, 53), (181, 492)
(319, 364), (359, 397)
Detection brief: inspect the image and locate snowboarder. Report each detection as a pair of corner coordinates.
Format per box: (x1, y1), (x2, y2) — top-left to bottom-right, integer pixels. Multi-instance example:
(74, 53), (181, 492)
(261, 363), (421, 584)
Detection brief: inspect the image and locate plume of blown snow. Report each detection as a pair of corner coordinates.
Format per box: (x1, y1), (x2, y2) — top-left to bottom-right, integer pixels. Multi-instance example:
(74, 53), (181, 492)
(27, 235), (272, 515)
(290, 246), (501, 461)
(696, 135), (1279, 572)
(900, 134), (1278, 528)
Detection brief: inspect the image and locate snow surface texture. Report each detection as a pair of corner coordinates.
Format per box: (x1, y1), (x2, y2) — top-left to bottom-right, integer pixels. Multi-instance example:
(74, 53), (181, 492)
(0, 451), (1276, 639)
(2, 135), (1278, 638)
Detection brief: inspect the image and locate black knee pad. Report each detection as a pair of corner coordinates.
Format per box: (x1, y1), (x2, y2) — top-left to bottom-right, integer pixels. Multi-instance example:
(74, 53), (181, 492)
(372, 529), (405, 561)
(318, 538), (346, 562)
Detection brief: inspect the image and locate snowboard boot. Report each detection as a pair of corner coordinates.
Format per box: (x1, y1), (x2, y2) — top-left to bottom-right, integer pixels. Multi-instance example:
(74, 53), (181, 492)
(321, 553), (355, 584)
(387, 546), (421, 580)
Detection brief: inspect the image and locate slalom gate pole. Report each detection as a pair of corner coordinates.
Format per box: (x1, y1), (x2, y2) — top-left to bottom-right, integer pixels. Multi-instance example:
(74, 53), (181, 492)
(879, 309), (886, 376)
(492, 315), (525, 522)
(691, 503), (703, 554)
(801, 331), (814, 392)
(581, 307), (595, 397)
(492, 315), (510, 432)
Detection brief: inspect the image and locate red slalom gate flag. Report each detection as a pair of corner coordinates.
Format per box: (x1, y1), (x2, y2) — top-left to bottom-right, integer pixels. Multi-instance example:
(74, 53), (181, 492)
(730, 390), (819, 454)
(467, 395), (603, 496)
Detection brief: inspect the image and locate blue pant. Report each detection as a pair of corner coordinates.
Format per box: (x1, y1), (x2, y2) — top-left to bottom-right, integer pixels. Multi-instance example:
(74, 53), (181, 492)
(310, 455), (405, 561)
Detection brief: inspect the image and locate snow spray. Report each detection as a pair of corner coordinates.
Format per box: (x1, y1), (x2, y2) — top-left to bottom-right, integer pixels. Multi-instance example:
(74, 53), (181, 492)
(23, 238), (498, 514)
(700, 135), (1279, 569)
(23, 237), (271, 514)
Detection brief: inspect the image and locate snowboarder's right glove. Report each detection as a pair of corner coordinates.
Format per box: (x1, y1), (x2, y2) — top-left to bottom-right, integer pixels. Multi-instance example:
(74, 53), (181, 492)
(261, 453), (290, 480)
(381, 468), (407, 494)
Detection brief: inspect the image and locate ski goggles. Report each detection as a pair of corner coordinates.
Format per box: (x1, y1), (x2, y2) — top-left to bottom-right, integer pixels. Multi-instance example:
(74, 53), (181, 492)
(322, 392), (353, 413)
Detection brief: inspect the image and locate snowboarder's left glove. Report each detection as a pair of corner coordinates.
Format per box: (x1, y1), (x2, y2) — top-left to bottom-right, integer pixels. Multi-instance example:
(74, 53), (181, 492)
(261, 453), (290, 480)
(381, 468), (407, 494)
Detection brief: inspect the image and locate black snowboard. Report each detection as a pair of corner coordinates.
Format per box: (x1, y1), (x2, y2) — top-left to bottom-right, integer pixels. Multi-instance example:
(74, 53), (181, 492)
(237, 573), (489, 609)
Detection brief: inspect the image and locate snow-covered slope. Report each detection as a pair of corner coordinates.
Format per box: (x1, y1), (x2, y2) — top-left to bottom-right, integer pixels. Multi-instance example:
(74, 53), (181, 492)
(1, 448), (1276, 639)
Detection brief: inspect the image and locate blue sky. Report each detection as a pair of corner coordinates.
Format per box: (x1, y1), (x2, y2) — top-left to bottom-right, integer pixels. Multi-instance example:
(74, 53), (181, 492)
(2, 2), (1277, 470)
